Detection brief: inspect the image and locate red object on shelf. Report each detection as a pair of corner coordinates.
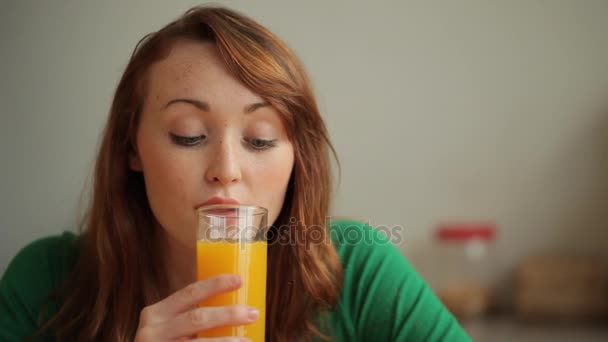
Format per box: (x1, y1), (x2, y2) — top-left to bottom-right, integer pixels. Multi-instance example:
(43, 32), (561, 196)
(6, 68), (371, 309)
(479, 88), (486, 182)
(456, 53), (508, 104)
(436, 223), (497, 241)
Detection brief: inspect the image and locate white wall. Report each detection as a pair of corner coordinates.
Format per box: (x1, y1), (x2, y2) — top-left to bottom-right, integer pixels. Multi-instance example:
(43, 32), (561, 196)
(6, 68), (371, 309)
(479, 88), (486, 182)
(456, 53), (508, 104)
(2, 0), (608, 286)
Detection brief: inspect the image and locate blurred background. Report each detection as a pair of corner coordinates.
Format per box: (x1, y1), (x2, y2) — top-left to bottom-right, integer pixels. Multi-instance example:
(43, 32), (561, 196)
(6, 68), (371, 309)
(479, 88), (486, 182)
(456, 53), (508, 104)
(1, 0), (607, 340)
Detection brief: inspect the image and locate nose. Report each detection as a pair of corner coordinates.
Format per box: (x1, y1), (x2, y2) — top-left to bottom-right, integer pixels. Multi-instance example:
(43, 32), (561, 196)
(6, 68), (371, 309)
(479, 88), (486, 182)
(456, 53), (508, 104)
(205, 138), (242, 185)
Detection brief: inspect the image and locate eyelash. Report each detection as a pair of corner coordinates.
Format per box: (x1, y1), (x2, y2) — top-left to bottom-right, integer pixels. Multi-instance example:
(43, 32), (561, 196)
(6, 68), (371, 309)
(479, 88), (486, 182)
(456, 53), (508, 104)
(170, 133), (206, 146)
(169, 133), (277, 151)
(246, 137), (278, 151)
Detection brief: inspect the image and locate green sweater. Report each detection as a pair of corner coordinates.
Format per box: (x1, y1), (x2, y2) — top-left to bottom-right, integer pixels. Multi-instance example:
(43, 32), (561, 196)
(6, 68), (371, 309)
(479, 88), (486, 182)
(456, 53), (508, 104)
(0, 220), (471, 341)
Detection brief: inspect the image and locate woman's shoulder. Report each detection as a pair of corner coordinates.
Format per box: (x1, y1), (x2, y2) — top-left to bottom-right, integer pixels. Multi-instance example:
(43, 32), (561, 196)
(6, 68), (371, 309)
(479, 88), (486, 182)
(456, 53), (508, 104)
(1, 230), (80, 295)
(0, 231), (80, 339)
(325, 219), (472, 341)
(327, 218), (409, 286)
(3, 231), (80, 280)
(328, 218), (401, 254)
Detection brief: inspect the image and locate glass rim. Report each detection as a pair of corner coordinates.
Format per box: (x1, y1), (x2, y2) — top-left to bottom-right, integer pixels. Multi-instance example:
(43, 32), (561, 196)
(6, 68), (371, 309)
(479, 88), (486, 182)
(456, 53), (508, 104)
(197, 203), (268, 218)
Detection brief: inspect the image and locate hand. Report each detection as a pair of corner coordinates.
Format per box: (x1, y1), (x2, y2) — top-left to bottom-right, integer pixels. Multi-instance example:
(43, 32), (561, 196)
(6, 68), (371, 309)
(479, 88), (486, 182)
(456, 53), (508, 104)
(135, 274), (258, 341)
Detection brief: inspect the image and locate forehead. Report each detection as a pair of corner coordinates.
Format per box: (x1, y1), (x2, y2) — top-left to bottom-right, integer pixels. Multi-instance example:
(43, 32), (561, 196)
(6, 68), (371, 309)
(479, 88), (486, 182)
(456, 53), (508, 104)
(144, 39), (263, 104)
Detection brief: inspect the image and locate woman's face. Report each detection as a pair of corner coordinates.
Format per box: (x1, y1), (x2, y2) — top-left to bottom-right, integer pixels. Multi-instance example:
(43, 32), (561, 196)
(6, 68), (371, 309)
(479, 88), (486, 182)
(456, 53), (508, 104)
(131, 40), (294, 248)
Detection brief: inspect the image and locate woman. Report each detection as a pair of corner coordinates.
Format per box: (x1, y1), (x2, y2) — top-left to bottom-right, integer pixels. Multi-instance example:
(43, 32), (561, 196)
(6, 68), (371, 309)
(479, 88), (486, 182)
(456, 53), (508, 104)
(0, 6), (471, 342)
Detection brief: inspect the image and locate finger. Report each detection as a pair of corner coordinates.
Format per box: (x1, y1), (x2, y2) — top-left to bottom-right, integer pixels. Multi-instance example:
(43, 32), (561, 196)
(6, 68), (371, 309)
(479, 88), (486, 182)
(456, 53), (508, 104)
(141, 274), (242, 325)
(163, 304), (259, 339)
(190, 338), (251, 342)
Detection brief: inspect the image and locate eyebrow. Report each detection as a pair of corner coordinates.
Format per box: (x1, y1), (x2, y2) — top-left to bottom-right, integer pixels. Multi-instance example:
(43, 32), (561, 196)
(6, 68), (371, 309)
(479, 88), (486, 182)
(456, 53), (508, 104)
(163, 98), (271, 114)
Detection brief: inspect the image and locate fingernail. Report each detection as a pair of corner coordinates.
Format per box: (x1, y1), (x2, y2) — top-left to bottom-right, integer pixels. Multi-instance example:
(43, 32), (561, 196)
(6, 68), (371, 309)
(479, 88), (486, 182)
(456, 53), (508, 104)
(247, 307), (259, 322)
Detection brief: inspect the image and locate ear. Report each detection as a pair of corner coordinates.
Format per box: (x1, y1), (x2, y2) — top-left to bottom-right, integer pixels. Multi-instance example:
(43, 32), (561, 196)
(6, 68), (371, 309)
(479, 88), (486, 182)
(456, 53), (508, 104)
(129, 148), (143, 172)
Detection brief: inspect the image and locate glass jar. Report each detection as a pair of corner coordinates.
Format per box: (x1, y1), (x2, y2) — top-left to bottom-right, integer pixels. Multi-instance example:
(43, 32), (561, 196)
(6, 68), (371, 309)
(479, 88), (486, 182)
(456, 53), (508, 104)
(432, 222), (497, 320)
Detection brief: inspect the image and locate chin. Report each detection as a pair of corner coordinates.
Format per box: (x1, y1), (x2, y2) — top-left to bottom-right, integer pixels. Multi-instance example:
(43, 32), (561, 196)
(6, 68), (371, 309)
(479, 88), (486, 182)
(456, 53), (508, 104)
(160, 225), (196, 249)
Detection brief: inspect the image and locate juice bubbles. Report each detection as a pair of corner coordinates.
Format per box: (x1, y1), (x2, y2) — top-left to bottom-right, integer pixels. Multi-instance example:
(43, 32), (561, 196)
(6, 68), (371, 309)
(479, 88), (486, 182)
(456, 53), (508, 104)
(196, 240), (267, 340)
(196, 204), (268, 341)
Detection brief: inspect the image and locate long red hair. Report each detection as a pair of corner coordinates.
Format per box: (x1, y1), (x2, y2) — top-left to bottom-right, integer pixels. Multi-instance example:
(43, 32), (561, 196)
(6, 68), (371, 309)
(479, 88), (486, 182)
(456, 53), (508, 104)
(36, 5), (342, 342)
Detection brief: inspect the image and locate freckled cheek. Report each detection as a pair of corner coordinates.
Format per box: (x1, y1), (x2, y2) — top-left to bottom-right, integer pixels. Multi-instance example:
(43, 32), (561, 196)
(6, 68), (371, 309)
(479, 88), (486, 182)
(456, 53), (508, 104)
(141, 148), (200, 210)
(248, 154), (293, 219)
(253, 153), (291, 184)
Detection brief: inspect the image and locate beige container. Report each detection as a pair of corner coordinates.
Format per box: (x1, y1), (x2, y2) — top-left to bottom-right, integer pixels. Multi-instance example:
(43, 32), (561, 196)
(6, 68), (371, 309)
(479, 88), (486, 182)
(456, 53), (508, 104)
(515, 254), (608, 322)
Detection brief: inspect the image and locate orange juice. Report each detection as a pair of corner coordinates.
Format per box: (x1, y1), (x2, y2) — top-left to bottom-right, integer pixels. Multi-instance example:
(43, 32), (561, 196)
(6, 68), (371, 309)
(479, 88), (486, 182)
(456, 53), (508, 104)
(196, 239), (267, 341)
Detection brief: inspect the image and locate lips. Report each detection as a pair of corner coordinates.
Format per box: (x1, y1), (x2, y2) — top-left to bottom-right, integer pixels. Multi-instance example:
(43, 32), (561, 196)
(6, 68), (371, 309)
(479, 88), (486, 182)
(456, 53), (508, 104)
(196, 196), (240, 209)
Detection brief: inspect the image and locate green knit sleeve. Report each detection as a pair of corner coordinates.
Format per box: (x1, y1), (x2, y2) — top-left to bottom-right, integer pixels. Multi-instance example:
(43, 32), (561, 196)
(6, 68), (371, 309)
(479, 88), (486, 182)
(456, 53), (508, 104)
(329, 220), (472, 341)
(0, 232), (77, 341)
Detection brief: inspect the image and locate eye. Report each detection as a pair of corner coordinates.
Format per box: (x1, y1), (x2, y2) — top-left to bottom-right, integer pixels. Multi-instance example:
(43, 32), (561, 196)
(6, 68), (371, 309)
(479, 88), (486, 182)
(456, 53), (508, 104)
(245, 137), (277, 150)
(170, 133), (206, 146)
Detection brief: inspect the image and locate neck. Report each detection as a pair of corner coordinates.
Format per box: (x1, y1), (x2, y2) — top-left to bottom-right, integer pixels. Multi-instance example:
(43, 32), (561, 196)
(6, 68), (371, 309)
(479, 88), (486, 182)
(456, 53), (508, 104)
(159, 230), (196, 294)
